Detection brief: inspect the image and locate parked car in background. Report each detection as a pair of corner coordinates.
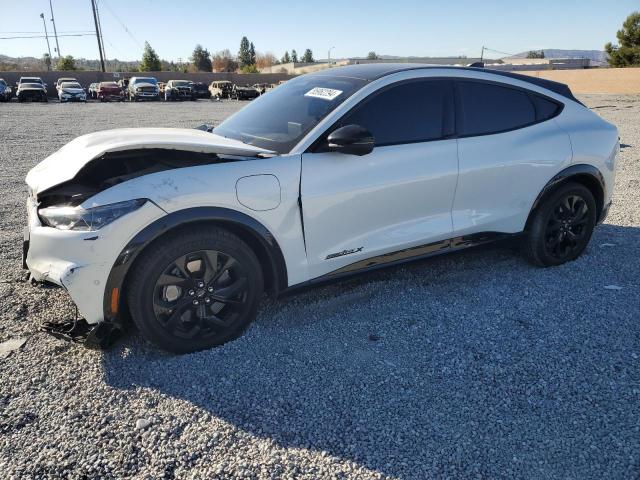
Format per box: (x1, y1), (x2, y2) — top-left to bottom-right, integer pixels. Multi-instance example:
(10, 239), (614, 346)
(97, 81), (125, 102)
(164, 80), (195, 101)
(231, 84), (260, 100)
(58, 81), (87, 103)
(157, 82), (166, 98)
(16, 82), (47, 102)
(88, 83), (100, 99)
(0, 79), (12, 101)
(127, 77), (160, 101)
(252, 83), (272, 95)
(190, 82), (210, 99)
(209, 80), (233, 99)
(22, 64), (618, 353)
(55, 77), (77, 94)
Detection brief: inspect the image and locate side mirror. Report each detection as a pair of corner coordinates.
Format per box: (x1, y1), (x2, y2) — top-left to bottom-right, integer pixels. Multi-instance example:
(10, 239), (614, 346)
(326, 124), (374, 156)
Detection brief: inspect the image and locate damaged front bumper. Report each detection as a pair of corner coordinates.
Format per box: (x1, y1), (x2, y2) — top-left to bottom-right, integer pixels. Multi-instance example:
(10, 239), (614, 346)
(23, 195), (167, 335)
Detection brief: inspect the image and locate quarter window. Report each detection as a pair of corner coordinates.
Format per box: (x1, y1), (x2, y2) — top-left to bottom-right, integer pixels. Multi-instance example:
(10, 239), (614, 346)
(457, 81), (537, 136)
(339, 80), (454, 146)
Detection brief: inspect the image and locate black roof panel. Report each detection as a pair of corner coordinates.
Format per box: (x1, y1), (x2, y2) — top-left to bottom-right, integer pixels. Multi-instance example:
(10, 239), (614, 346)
(309, 63), (582, 104)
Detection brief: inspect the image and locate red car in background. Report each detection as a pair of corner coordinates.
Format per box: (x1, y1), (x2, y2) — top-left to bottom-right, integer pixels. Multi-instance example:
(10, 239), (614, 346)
(97, 81), (125, 102)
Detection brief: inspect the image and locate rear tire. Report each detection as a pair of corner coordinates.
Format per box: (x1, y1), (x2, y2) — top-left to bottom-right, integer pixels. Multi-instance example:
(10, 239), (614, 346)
(127, 227), (264, 354)
(522, 182), (597, 267)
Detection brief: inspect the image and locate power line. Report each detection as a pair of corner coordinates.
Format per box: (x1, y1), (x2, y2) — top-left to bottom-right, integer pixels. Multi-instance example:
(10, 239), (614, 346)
(0, 34), (96, 40)
(100, 0), (142, 49)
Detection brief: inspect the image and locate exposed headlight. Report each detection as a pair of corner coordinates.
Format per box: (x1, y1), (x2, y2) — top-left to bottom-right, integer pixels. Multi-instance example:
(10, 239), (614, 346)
(39, 199), (147, 231)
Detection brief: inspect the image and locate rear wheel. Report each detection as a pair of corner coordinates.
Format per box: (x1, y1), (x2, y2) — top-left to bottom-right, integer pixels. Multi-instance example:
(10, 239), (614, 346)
(522, 182), (597, 266)
(127, 227), (263, 353)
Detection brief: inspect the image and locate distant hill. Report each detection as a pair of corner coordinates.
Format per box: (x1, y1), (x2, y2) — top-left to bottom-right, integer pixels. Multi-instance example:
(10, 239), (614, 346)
(508, 49), (607, 63)
(0, 54), (140, 72)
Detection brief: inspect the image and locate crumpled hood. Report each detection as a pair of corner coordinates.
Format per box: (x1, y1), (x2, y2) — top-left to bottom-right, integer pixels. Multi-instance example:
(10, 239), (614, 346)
(26, 127), (274, 195)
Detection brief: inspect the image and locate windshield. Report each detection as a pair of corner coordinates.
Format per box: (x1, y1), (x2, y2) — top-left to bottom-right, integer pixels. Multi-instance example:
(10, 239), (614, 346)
(173, 81), (191, 87)
(214, 75), (366, 154)
(21, 83), (43, 89)
(22, 78), (42, 84)
(133, 77), (157, 85)
(61, 82), (81, 89)
(0, 80), (6, 87)
(100, 82), (118, 87)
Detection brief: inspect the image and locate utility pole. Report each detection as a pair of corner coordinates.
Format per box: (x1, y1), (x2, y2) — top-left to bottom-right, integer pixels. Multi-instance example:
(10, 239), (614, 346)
(91, 0), (106, 72)
(480, 45), (485, 62)
(40, 13), (53, 70)
(49, 0), (61, 59)
(95, 0), (107, 67)
(328, 46), (335, 67)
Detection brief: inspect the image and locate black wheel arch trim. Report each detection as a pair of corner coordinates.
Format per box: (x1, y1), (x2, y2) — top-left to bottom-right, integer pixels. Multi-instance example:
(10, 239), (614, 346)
(528, 164), (606, 226)
(103, 206), (288, 323)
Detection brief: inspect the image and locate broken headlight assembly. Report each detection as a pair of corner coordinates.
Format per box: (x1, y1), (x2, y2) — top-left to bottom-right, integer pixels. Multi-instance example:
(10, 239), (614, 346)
(38, 199), (147, 231)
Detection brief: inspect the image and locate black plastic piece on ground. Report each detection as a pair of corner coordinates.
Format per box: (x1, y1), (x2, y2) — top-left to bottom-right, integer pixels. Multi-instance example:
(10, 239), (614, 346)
(41, 319), (122, 350)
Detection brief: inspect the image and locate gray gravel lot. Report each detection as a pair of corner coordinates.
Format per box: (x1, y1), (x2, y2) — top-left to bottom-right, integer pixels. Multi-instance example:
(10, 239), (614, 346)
(1, 96), (639, 479)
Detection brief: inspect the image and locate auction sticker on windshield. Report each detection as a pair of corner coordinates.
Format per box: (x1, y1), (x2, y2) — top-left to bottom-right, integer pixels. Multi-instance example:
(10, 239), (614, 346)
(304, 87), (343, 101)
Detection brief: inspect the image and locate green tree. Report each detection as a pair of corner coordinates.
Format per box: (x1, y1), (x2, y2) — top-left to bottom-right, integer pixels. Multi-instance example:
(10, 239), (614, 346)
(249, 42), (256, 65)
(139, 41), (161, 71)
(191, 44), (212, 71)
(56, 55), (77, 70)
(605, 11), (640, 66)
(238, 36), (252, 67)
(240, 64), (259, 73)
(526, 50), (545, 59)
(281, 51), (291, 63)
(291, 49), (298, 63)
(301, 48), (314, 63)
(367, 51), (378, 60)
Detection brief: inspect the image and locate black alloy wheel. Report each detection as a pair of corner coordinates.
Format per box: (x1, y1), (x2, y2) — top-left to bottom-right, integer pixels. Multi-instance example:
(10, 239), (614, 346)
(522, 182), (597, 266)
(543, 194), (591, 260)
(127, 227), (264, 353)
(151, 250), (251, 342)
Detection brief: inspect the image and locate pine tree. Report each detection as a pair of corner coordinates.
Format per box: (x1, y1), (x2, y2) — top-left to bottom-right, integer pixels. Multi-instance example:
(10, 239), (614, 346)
(191, 44), (212, 72)
(140, 41), (161, 71)
(238, 36), (252, 67)
(291, 49), (298, 63)
(249, 42), (256, 65)
(301, 49), (314, 63)
(605, 11), (640, 67)
(281, 51), (291, 63)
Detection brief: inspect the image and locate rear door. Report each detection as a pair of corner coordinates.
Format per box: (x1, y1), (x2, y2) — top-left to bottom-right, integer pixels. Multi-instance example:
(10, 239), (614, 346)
(452, 80), (572, 235)
(301, 78), (459, 279)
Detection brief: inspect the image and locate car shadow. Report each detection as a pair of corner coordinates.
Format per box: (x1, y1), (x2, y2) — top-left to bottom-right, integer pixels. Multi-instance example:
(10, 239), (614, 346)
(101, 223), (640, 477)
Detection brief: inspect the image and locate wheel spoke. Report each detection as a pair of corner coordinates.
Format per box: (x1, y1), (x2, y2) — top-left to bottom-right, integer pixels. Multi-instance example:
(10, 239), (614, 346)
(198, 250), (219, 283)
(208, 256), (237, 287)
(212, 277), (247, 304)
(164, 299), (192, 332)
(200, 313), (228, 328)
(156, 273), (191, 288)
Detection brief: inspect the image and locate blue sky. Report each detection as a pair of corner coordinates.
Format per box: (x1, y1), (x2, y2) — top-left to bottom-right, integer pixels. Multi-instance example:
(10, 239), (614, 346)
(1, 0), (637, 61)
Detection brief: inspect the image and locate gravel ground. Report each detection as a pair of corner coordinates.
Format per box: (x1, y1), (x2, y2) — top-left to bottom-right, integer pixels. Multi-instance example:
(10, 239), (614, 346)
(0, 96), (639, 479)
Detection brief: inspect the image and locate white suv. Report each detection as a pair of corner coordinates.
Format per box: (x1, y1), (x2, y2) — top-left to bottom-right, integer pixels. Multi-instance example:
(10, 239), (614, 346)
(24, 64), (619, 353)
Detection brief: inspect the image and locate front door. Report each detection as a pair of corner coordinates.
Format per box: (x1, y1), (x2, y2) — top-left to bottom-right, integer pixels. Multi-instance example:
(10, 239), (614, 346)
(301, 78), (459, 279)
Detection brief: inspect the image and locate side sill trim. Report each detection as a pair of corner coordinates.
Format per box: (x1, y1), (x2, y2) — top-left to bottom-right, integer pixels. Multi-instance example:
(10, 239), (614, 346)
(282, 231), (516, 295)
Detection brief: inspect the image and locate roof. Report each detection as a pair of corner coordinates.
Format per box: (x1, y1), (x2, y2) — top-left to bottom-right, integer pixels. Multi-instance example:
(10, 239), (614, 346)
(309, 63), (581, 104)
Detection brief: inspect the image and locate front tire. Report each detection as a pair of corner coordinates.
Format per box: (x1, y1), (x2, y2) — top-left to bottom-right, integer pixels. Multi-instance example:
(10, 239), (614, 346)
(127, 227), (264, 353)
(522, 182), (597, 267)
